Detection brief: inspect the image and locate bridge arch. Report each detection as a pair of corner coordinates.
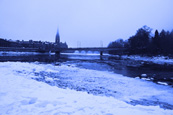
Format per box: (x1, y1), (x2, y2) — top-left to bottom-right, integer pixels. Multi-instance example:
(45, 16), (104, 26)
(74, 50), (80, 53)
(80, 50), (87, 54)
(74, 50), (99, 54)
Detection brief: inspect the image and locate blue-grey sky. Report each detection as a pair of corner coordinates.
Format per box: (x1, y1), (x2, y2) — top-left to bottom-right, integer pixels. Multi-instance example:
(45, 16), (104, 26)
(0, 0), (173, 47)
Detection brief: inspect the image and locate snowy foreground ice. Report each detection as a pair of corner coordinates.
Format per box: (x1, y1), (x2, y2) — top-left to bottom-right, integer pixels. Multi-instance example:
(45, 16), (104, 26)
(0, 62), (173, 115)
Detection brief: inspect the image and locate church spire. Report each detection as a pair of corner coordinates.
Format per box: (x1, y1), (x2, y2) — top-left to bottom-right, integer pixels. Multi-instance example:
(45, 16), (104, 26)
(55, 28), (60, 44)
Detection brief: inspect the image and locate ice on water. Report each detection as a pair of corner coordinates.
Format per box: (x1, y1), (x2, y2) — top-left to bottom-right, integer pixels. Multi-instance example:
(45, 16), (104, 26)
(0, 62), (173, 115)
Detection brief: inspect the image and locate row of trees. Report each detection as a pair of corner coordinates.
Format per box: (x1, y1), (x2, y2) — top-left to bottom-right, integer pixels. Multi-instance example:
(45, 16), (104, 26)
(108, 26), (173, 56)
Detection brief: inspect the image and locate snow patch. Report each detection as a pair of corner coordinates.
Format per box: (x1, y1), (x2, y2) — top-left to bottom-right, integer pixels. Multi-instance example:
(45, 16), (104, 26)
(122, 55), (173, 65)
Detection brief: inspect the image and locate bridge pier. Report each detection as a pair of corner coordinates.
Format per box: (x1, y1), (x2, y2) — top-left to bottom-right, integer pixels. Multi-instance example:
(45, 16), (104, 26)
(55, 51), (60, 55)
(100, 51), (103, 56)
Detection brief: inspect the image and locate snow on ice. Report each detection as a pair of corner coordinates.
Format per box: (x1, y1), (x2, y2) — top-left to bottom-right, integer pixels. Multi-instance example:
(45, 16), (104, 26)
(121, 55), (173, 65)
(0, 62), (173, 115)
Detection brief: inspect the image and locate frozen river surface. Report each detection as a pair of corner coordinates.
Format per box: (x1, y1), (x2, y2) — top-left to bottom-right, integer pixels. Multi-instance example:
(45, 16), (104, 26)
(0, 61), (173, 115)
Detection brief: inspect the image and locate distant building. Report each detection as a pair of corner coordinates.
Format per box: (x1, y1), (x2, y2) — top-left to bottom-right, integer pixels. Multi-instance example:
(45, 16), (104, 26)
(55, 29), (68, 48)
(0, 38), (10, 47)
(60, 42), (68, 48)
(0, 29), (68, 50)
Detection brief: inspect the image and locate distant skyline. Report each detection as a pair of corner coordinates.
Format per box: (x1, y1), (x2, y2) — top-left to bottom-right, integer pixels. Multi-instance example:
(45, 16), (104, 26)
(0, 0), (173, 47)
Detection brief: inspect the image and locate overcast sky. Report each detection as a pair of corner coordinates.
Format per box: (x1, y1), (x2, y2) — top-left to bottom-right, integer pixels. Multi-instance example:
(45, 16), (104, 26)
(0, 0), (173, 47)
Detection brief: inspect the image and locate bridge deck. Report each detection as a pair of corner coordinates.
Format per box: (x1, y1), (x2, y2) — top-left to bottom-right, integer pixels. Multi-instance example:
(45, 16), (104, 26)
(0, 47), (126, 55)
(63, 47), (126, 51)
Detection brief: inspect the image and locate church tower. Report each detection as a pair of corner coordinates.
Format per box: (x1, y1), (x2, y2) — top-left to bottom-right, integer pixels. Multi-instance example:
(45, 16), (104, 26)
(55, 29), (60, 44)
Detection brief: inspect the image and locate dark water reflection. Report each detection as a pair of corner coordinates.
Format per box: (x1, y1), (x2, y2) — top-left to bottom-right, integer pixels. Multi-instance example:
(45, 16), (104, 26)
(0, 53), (173, 86)
(0, 53), (62, 63)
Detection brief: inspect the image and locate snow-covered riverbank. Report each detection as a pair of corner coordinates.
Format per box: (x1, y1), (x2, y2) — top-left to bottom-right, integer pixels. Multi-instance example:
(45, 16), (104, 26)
(0, 62), (173, 115)
(121, 55), (173, 65)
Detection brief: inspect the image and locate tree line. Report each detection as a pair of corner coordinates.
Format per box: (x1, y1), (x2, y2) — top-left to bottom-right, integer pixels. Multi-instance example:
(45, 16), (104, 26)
(108, 26), (173, 56)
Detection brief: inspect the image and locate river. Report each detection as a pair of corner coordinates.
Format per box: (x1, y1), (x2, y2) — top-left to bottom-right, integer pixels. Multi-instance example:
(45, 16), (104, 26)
(0, 52), (172, 86)
(0, 52), (173, 110)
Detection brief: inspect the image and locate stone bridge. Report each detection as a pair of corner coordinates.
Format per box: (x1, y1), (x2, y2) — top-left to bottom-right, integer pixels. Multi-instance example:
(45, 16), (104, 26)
(62, 47), (126, 55)
(0, 47), (126, 55)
